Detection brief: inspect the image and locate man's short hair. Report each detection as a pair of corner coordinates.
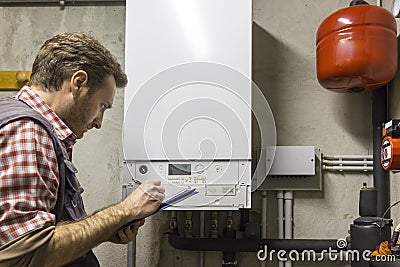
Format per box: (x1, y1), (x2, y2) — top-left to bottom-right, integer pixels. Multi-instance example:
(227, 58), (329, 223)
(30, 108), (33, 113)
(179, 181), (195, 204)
(29, 32), (128, 92)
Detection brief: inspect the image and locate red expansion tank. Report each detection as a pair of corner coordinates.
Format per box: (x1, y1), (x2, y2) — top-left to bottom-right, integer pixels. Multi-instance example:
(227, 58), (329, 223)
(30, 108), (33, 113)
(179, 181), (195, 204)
(316, 5), (397, 93)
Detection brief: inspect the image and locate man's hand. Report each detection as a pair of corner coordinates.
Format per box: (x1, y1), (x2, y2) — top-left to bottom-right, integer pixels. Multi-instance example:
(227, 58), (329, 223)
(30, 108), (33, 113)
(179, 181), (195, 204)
(108, 219), (145, 244)
(42, 180), (165, 266)
(121, 180), (165, 221)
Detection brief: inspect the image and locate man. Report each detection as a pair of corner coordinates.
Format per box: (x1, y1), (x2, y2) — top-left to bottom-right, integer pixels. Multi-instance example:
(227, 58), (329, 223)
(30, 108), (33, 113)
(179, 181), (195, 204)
(0, 32), (165, 266)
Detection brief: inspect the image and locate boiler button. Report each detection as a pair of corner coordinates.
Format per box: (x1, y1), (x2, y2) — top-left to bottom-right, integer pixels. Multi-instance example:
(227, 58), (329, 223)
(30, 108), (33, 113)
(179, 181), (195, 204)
(139, 165), (148, 174)
(195, 164), (204, 173)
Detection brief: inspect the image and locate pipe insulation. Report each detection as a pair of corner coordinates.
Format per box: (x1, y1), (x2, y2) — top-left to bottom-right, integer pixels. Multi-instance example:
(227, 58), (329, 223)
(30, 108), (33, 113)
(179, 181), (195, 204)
(277, 191), (284, 239)
(277, 191), (284, 267)
(284, 191), (293, 267)
(284, 191), (293, 240)
(323, 155), (373, 160)
(323, 160), (373, 166)
(323, 166), (373, 171)
(323, 156), (373, 171)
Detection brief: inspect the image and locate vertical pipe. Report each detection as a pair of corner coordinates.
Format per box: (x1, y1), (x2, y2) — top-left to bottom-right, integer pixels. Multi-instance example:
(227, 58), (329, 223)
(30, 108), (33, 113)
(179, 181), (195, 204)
(277, 191), (284, 267)
(123, 185), (135, 267)
(261, 191), (268, 239)
(284, 191), (293, 239)
(372, 86), (390, 217)
(185, 211), (193, 237)
(210, 211), (219, 238)
(170, 211), (178, 234)
(261, 191), (268, 267)
(284, 191), (293, 267)
(199, 211), (205, 267)
(277, 191), (284, 239)
(222, 211), (236, 266)
(127, 240), (136, 267)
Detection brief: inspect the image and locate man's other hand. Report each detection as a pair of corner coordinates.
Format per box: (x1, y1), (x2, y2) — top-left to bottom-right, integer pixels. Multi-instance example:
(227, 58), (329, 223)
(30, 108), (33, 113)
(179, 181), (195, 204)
(108, 219), (145, 244)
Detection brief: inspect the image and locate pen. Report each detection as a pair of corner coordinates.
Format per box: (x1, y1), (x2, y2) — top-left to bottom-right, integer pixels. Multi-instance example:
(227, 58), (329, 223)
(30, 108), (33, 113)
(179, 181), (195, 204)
(132, 178), (142, 185)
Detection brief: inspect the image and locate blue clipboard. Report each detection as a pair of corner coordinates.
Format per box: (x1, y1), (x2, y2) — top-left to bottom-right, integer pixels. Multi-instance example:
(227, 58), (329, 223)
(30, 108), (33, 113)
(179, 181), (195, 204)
(158, 188), (198, 210)
(121, 188), (198, 230)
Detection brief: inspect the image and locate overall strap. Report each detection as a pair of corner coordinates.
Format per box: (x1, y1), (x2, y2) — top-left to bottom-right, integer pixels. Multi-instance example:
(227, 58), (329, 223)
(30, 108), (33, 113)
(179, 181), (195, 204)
(0, 97), (67, 221)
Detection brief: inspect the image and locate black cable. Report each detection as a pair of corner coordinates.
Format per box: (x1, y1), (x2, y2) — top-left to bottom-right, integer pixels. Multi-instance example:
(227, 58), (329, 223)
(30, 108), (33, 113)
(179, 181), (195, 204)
(377, 200), (400, 246)
(382, 200), (400, 220)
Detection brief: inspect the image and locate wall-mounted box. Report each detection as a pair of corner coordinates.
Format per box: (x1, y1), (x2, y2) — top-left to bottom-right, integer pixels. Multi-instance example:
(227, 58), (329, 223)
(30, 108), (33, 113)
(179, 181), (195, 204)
(258, 146), (322, 191)
(269, 146), (315, 176)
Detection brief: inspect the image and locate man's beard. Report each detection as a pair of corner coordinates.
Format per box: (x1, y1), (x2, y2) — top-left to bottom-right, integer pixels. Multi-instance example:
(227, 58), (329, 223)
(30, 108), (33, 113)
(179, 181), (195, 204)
(60, 94), (91, 139)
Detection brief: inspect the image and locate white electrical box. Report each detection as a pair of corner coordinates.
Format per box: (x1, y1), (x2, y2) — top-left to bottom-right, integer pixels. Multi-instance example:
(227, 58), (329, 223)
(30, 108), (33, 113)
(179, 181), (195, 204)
(268, 146), (315, 176)
(123, 0), (252, 210)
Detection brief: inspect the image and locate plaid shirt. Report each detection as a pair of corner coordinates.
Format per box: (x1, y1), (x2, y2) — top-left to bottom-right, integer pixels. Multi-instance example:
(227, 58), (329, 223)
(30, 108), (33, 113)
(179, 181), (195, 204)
(0, 86), (76, 246)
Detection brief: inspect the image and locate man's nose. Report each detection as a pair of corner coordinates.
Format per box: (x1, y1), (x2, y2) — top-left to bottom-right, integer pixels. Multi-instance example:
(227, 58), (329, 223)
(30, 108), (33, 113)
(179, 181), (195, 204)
(93, 112), (104, 129)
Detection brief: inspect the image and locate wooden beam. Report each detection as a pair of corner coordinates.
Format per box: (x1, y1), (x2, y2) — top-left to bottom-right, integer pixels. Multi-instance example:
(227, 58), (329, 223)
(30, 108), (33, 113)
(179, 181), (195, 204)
(0, 71), (31, 90)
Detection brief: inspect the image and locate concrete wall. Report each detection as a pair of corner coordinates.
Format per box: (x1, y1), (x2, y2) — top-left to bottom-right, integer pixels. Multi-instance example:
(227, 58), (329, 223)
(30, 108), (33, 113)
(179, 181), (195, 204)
(1, 1), (399, 267)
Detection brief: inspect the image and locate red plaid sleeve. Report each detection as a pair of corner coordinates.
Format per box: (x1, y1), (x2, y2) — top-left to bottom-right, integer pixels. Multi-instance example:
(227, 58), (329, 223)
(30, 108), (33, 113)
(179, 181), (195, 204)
(0, 119), (59, 246)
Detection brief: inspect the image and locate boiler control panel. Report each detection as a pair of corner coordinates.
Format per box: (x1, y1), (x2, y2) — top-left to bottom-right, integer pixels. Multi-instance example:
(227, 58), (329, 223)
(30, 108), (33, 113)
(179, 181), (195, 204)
(123, 160), (251, 210)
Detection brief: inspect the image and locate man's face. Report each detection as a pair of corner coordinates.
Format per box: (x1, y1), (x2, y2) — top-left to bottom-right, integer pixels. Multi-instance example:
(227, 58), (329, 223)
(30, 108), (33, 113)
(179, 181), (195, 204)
(63, 75), (116, 139)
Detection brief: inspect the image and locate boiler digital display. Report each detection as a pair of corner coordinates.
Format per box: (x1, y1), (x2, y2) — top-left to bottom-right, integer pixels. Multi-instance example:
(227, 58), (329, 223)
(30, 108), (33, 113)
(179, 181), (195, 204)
(168, 164), (191, 175)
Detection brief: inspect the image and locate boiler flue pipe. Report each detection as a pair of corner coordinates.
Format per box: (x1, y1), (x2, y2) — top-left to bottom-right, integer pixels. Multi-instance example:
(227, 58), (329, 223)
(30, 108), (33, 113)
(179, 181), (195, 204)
(372, 86), (390, 217)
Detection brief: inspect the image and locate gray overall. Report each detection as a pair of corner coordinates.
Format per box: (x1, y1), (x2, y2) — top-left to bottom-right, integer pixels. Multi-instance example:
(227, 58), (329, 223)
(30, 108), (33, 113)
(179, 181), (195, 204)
(0, 97), (100, 267)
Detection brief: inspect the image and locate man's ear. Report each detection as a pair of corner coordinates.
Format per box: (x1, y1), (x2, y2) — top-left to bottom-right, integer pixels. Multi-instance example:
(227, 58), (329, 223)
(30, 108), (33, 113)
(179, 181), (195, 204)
(70, 70), (88, 97)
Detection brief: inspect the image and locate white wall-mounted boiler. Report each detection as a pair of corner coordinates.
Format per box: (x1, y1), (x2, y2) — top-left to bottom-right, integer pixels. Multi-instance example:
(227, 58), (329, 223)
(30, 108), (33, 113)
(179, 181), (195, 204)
(123, 0), (252, 210)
